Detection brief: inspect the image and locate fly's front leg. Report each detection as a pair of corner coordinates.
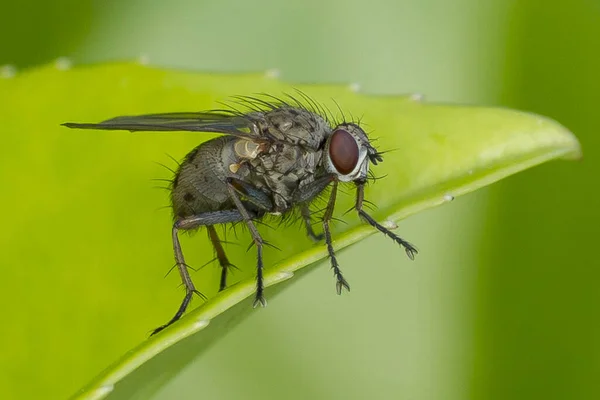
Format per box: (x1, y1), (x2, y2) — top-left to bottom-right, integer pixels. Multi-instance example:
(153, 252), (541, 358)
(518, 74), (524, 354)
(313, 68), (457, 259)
(355, 181), (418, 259)
(322, 180), (351, 294)
(226, 178), (268, 308)
(151, 209), (245, 336)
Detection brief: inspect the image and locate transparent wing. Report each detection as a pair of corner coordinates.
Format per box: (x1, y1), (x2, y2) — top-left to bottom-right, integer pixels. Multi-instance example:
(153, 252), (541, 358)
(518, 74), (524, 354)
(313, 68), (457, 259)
(62, 111), (261, 139)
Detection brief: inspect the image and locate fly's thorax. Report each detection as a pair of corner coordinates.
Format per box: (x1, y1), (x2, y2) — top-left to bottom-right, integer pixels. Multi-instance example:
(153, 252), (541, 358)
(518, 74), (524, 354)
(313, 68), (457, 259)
(246, 141), (322, 212)
(261, 107), (330, 150)
(324, 123), (374, 182)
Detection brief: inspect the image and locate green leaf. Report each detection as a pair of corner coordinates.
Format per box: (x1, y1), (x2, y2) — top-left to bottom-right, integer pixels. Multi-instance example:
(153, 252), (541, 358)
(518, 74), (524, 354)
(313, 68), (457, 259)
(0, 63), (580, 400)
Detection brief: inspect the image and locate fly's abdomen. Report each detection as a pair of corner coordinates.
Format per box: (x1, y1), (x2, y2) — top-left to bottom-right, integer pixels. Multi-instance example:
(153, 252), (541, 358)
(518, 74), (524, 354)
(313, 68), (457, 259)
(171, 136), (237, 218)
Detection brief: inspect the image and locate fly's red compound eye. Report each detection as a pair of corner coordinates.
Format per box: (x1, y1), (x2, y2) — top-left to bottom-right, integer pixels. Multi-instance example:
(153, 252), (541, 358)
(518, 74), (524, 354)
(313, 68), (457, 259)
(329, 129), (359, 175)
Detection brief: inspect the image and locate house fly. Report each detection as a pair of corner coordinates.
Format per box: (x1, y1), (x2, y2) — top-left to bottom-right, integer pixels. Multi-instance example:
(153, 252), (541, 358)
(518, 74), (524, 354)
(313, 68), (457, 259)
(63, 93), (418, 334)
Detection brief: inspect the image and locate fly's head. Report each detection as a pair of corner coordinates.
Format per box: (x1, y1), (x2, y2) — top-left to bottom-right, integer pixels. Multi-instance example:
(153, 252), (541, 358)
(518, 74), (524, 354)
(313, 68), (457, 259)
(324, 123), (382, 183)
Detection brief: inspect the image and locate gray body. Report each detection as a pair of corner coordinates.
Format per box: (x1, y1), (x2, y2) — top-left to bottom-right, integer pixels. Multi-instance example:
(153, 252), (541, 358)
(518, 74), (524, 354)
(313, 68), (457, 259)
(171, 108), (330, 219)
(62, 95), (417, 335)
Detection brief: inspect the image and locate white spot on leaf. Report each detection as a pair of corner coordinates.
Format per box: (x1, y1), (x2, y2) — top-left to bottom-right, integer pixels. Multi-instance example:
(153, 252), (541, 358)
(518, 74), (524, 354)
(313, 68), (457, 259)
(349, 82), (361, 93)
(383, 219), (398, 229)
(89, 384), (114, 398)
(265, 68), (280, 79)
(1, 65), (16, 78)
(139, 54), (150, 65)
(55, 57), (72, 70)
(277, 271), (294, 280)
(194, 319), (210, 330)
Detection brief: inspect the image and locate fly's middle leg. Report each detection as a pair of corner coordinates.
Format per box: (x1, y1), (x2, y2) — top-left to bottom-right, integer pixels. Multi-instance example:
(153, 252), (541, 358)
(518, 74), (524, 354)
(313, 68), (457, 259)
(207, 225), (236, 291)
(226, 178), (268, 308)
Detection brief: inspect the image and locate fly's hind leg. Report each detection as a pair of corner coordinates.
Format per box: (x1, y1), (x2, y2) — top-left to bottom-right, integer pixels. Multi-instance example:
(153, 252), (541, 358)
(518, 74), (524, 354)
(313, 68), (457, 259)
(225, 177), (271, 308)
(151, 209), (246, 336)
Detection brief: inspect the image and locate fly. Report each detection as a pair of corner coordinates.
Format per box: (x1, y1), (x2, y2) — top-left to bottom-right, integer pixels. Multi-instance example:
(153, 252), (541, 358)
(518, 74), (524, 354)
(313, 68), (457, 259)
(62, 93), (418, 334)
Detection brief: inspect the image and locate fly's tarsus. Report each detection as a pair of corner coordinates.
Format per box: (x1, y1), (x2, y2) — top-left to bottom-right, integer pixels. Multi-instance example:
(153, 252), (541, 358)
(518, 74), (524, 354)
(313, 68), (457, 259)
(355, 182), (417, 260)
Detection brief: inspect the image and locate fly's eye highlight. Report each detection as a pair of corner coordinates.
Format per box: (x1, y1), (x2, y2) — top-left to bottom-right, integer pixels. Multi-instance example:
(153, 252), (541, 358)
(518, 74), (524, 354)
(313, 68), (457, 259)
(329, 128), (359, 175)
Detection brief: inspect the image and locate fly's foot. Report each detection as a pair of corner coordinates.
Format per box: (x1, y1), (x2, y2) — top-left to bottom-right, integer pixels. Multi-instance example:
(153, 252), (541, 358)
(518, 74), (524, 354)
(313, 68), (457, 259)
(150, 288), (206, 336)
(385, 232), (418, 260)
(253, 292), (268, 308)
(356, 207), (419, 261)
(335, 273), (351, 294)
(309, 231), (325, 242)
(401, 241), (418, 260)
(383, 228), (418, 260)
(151, 325), (168, 336)
(218, 263), (239, 292)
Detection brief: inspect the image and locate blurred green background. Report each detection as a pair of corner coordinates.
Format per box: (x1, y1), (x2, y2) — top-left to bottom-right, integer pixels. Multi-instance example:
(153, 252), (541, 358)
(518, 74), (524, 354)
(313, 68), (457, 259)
(1, 0), (597, 399)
